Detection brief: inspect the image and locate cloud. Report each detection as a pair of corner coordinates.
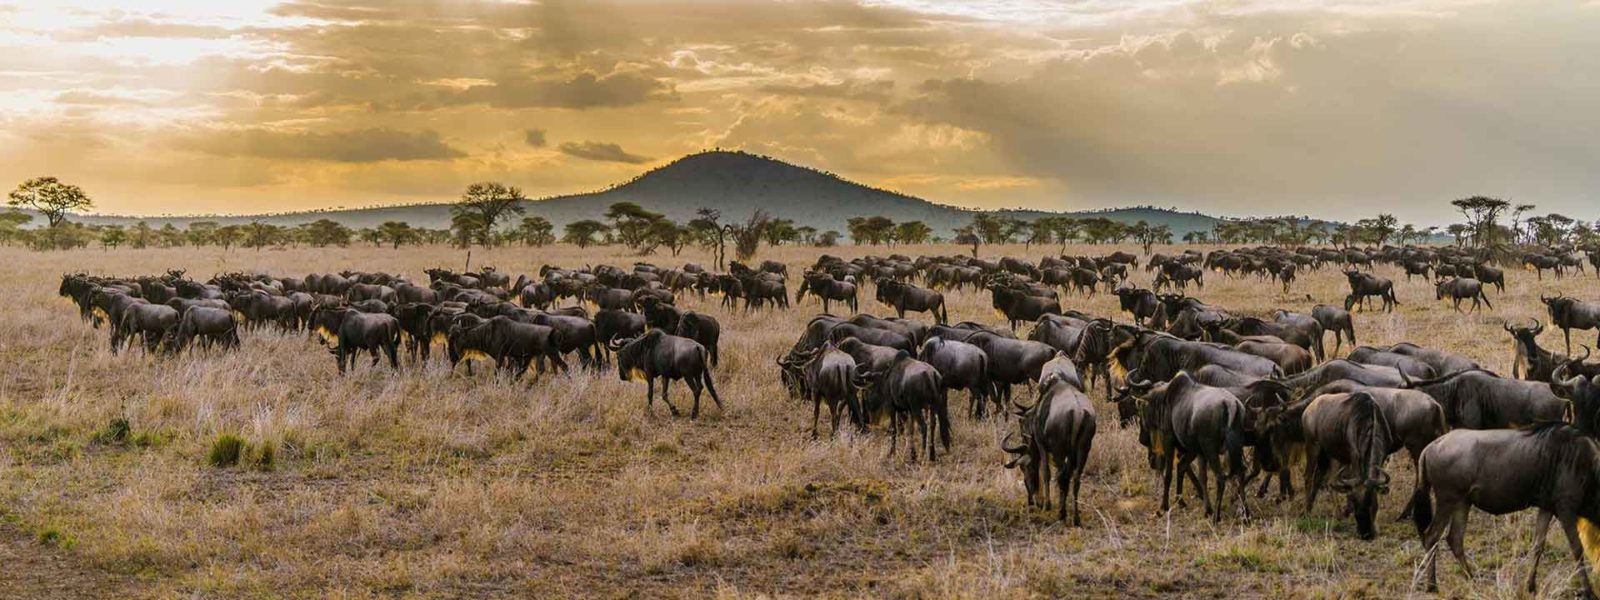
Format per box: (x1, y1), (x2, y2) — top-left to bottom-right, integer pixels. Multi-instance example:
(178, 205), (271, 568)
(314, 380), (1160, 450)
(759, 79), (895, 101)
(454, 72), (676, 110)
(524, 129), (547, 148)
(54, 18), (234, 41)
(558, 141), (650, 164)
(187, 128), (466, 163)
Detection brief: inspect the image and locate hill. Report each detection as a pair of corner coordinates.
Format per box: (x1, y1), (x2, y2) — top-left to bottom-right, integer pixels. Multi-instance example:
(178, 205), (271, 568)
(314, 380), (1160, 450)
(36, 151), (1225, 237)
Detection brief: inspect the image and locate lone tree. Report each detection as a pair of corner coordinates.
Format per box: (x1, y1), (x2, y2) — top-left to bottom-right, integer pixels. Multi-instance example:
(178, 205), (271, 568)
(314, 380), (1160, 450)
(563, 219), (609, 248)
(452, 182), (526, 246)
(517, 216), (555, 247)
(9, 176), (92, 248)
(688, 208), (729, 269)
(1450, 196), (1509, 249)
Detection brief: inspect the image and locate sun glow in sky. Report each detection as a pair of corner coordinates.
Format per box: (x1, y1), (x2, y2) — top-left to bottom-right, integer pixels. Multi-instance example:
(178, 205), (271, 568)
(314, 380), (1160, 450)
(2, 0), (1596, 223)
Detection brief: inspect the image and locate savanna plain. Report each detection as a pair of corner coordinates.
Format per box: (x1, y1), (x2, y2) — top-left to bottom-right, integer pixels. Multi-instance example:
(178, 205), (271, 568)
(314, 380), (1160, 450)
(2, 242), (1597, 599)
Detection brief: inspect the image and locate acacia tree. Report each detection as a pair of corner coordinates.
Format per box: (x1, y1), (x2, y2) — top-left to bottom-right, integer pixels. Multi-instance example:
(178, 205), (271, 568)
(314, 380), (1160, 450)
(452, 182), (526, 246)
(377, 221), (415, 248)
(563, 219), (609, 248)
(9, 176), (93, 249)
(893, 221), (932, 245)
(1451, 196), (1510, 249)
(517, 216), (554, 247)
(688, 208), (728, 269)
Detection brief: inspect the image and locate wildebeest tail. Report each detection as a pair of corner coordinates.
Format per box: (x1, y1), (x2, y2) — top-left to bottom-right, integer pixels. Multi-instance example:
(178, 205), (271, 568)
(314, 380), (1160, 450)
(1225, 405), (1247, 479)
(700, 347), (722, 404)
(1411, 453), (1433, 537)
(934, 383), (952, 450)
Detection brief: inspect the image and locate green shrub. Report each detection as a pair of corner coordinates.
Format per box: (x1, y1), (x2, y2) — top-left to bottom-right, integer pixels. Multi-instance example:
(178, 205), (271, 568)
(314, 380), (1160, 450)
(95, 417), (131, 444)
(209, 434), (245, 467)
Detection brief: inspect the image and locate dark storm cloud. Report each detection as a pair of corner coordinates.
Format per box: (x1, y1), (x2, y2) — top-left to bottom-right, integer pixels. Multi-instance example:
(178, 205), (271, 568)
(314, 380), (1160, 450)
(558, 141), (651, 164)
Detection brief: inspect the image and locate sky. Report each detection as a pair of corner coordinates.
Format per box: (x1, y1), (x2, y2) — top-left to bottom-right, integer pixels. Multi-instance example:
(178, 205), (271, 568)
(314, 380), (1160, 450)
(1, 0), (1596, 225)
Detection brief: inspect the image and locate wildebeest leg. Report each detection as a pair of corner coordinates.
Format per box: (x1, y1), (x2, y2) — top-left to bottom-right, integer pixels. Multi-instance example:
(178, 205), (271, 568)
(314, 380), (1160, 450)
(1398, 451), (1422, 520)
(1445, 507), (1473, 579)
(1525, 510), (1554, 593)
(549, 351), (570, 375)
(1303, 452), (1328, 514)
(369, 347), (380, 367)
(687, 376), (704, 419)
(1158, 455), (1174, 513)
(917, 410), (930, 461)
(811, 394), (823, 439)
(1557, 515), (1600, 599)
(1190, 454), (1216, 518)
(1420, 502), (1454, 592)
(385, 342), (399, 370)
(336, 345), (348, 374)
(660, 377), (681, 417)
(1053, 452), (1071, 522)
(645, 378), (656, 414)
(701, 371), (723, 412)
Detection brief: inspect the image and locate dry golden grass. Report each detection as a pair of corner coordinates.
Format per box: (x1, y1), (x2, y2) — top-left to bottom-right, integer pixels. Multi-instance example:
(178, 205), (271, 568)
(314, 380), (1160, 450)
(1, 242), (1598, 598)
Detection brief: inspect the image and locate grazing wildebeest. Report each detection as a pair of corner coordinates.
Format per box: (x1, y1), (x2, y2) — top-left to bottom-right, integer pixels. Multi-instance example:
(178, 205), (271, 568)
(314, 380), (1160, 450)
(1471, 263), (1505, 293)
(1311, 304), (1355, 356)
(796, 271), (858, 314)
(611, 330), (722, 419)
(310, 306), (401, 374)
(447, 316), (568, 380)
(594, 309), (646, 366)
(1115, 287), (1162, 327)
(917, 337), (991, 419)
(853, 351), (951, 462)
(988, 284), (1060, 331)
(1543, 295), (1600, 356)
(1433, 277), (1491, 313)
(675, 312), (721, 368)
(963, 331), (1055, 404)
(1303, 380), (1447, 519)
(1126, 371), (1250, 521)
(169, 306), (239, 352)
(113, 303), (178, 355)
(1002, 370), (1096, 524)
(1412, 423), (1600, 597)
(1263, 392), (1394, 540)
(876, 280), (947, 324)
(1343, 270), (1398, 313)
(778, 344), (860, 438)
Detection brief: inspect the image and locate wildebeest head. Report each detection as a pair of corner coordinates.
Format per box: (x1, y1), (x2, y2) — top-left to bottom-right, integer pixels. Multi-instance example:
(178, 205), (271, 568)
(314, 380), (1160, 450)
(609, 330), (664, 382)
(1325, 393), (1392, 541)
(1552, 349), (1600, 436)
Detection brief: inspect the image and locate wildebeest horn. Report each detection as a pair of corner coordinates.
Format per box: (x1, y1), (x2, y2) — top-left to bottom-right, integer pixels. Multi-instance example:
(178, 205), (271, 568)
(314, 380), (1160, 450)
(1375, 470), (1391, 490)
(1532, 318), (1544, 335)
(1000, 432), (1026, 454)
(606, 334), (631, 351)
(1126, 368), (1152, 390)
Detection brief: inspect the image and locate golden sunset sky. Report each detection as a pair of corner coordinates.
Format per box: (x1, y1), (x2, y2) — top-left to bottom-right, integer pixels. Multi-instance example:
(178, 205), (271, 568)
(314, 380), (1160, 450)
(2, 0), (1596, 223)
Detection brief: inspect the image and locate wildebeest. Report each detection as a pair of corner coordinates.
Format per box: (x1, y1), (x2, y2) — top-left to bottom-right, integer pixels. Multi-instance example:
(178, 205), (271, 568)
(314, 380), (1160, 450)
(918, 337), (991, 418)
(169, 306), (239, 352)
(611, 330), (722, 419)
(1263, 392), (1393, 540)
(1433, 277), (1491, 313)
(1116, 287), (1162, 328)
(778, 343), (861, 438)
(988, 284), (1060, 331)
(963, 331), (1055, 404)
(113, 303), (178, 354)
(796, 271), (858, 314)
(1543, 295), (1600, 356)
(675, 312), (721, 368)
(1343, 270), (1399, 313)
(1412, 423), (1600, 597)
(1505, 319), (1600, 382)
(1404, 369), (1566, 429)
(1003, 370), (1096, 524)
(310, 306), (401, 374)
(853, 351), (951, 461)
(1126, 371), (1250, 521)
(447, 316), (568, 379)
(1347, 346), (1437, 379)
(876, 280), (948, 324)
(1311, 304), (1355, 356)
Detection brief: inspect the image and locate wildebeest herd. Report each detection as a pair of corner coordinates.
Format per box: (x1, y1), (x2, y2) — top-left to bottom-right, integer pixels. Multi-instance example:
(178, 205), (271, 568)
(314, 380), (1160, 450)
(53, 241), (1600, 597)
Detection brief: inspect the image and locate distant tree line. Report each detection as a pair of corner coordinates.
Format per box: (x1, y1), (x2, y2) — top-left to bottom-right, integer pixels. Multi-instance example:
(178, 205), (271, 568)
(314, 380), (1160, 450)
(8, 177), (1599, 257)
